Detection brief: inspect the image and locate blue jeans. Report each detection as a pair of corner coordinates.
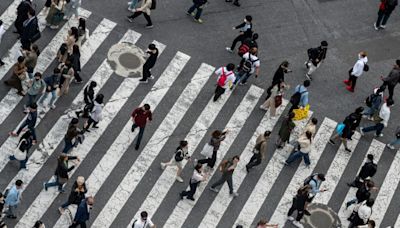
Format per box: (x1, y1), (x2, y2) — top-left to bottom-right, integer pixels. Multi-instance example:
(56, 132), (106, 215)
(9, 155), (28, 169)
(362, 123), (384, 136)
(286, 150), (310, 166)
(128, 0), (138, 9)
(38, 90), (57, 106)
(45, 177), (63, 191)
(234, 70), (251, 84)
(63, 138), (74, 153)
(187, 3), (203, 19)
(131, 123), (145, 147)
(362, 107), (377, 117)
(389, 138), (400, 146)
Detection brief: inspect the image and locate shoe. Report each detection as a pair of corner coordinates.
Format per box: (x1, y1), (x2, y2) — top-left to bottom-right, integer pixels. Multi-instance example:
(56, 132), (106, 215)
(74, 80), (83, 84)
(92, 125), (99, 129)
(368, 116), (374, 121)
(292, 220), (304, 228)
(44, 182), (48, 191)
(343, 79), (350, 85)
(209, 187), (219, 193)
(145, 24), (154, 29)
(305, 73), (312, 81)
(283, 161), (289, 166)
(148, 75), (155, 80)
(23, 108), (29, 113)
(304, 61), (309, 69)
(59, 189), (65, 193)
(230, 192), (239, 197)
(85, 129), (91, 132)
(193, 158), (198, 165)
(0, 61), (4, 66)
(6, 215), (17, 219)
(304, 210), (311, 216)
(379, 25), (386, 29)
(347, 182), (356, 188)
(191, 12), (195, 16)
(176, 176), (184, 183)
(50, 25), (59, 29)
(58, 207), (65, 214)
(259, 105), (268, 111)
(374, 23), (379, 30)
(179, 192), (184, 200)
(375, 133), (383, 137)
(187, 197), (195, 201)
(50, 104), (56, 109)
(126, 16), (133, 23)
(233, 1), (241, 6)
(9, 132), (18, 137)
(359, 127), (364, 136)
(287, 216), (295, 221)
(239, 82), (247, 85)
(160, 163), (166, 170)
(345, 202), (351, 209)
(139, 79), (148, 83)
(194, 18), (203, 23)
(245, 165), (250, 172)
(135, 145), (139, 150)
(345, 147), (352, 153)
(346, 86), (354, 92)
(387, 144), (395, 150)
(328, 139), (335, 145)
(225, 47), (233, 53)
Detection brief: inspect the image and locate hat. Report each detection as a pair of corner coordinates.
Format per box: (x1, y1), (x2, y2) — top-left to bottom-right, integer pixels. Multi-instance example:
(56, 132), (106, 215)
(317, 173), (325, 181)
(77, 176), (85, 185)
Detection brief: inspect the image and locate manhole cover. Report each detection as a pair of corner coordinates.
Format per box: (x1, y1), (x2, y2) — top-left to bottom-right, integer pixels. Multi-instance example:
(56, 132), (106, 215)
(107, 42), (146, 77)
(303, 203), (341, 228)
(118, 53), (141, 69)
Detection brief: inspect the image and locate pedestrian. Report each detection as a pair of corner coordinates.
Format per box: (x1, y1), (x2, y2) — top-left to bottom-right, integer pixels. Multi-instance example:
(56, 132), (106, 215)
(0, 20), (5, 66)
(180, 163), (206, 200)
(59, 176), (87, 214)
(226, 15), (253, 53)
(20, 8), (40, 50)
(348, 155), (377, 188)
(139, 43), (158, 83)
(225, 0), (240, 7)
(44, 153), (79, 193)
(246, 131), (271, 172)
(131, 104), (152, 150)
(131, 211), (156, 228)
(234, 47), (260, 85)
(287, 185), (312, 228)
(197, 130), (228, 173)
(83, 94), (104, 132)
(38, 68), (61, 109)
(303, 173), (327, 215)
(63, 118), (81, 153)
(76, 18), (88, 47)
(362, 87), (384, 120)
(69, 196), (94, 228)
(344, 51), (368, 92)
(386, 126), (400, 150)
(276, 112), (296, 149)
(329, 107), (364, 153)
(57, 43), (69, 64)
(209, 155), (240, 197)
(75, 81), (97, 118)
(260, 82), (287, 118)
(64, 0), (81, 20)
(128, 0), (140, 12)
(9, 103), (38, 143)
(360, 99), (393, 137)
(381, 59), (400, 100)
(45, 0), (64, 29)
(33, 220), (45, 228)
(65, 27), (79, 56)
(237, 33), (259, 57)
(161, 140), (190, 182)
(0, 192), (4, 219)
(284, 131), (313, 167)
(305, 40), (328, 80)
(25, 72), (45, 111)
(288, 80), (310, 114)
(126, 0), (154, 29)
(4, 56), (27, 96)
(23, 44), (40, 79)
(9, 128), (34, 170)
(4, 179), (23, 219)
(348, 198), (374, 228)
(374, 0), (398, 30)
(68, 45), (82, 83)
(14, 0), (32, 35)
(346, 180), (378, 208)
(255, 219), (278, 228)
(266, 61), (292, 99)
(186, 0), (207, 24)
(58, 60), (75, 96)
(213, 63), (235, 102)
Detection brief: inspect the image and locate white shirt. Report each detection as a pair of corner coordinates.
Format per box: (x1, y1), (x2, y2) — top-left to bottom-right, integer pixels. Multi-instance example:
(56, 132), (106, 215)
(357, 204), (372, 224)
(191, 170), (204, 183)
(351, 56), (368, 77)
(242, 52), (260, 74)
(0, 25), (5, 44)
(215, 67), (235, 89)
(90, 101), (103, 122)
(379, 102), (390, 127)
(132, 218), (155, 228)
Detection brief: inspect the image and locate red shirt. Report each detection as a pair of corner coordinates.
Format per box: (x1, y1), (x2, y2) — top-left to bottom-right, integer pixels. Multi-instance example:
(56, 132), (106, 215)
(131, 108), (152, 128)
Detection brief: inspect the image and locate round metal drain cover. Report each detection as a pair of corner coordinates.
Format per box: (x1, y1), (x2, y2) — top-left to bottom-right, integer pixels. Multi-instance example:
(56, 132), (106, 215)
(107, 42), (145, 77)
(302, 203), (341, 228)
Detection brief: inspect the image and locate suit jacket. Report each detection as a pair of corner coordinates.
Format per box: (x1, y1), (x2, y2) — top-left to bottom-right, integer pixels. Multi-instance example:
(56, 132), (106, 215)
(21, 16), (39, 42)
(74, 199), (90, 222)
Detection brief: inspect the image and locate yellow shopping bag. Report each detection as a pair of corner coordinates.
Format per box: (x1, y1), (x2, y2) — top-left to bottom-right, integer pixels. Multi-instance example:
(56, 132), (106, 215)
(293, 104), (310, 121)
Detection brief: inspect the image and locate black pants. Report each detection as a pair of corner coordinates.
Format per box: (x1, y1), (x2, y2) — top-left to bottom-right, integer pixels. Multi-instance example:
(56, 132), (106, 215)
(198, 150), (217, 168)
(376, 10), (392, 27)
(348, 75), (358, 90)
(84, 117), (98, 131)
(142, 64), (152, 80)
(69, 221), (87, 228)
(131, 123), (145, 147)
(181, 181), (199, 199)
(213, 86), (225, 102)
(287, 198), (304, 221)
(21, 38), (31, 50)
(246, 153), (261, 170)
(128, 11), (153, 26)
(74, 71), (82, 83)
(387, 84), (395, 100)
(211, 173), (234, 194)
(230, 34), (246, 51)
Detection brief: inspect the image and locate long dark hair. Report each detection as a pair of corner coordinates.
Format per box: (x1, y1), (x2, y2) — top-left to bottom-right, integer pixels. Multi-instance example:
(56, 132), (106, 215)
(71, 27), (79, 42)
(31, 44), (40, 56)
(72, 44), (80, 56)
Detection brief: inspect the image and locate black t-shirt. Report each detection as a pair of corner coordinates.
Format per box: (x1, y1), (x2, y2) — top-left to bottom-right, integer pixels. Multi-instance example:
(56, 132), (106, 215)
(144, 49), (159, 68)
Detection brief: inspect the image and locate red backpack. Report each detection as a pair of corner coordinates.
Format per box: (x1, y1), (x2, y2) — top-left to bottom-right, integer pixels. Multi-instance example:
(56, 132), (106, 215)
(217, 68), (233, 87)
(238, 43), (250, 57)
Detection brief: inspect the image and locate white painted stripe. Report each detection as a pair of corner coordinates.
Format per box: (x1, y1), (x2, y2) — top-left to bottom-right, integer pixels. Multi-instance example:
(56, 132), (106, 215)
(13, 29), (141, 227)
(0, 14), (115, 174)
(338, 139), (385, 227)
(199, 100), (289, 228)
(128, 78), (238, 228)
(163, 85), (264, 228)
(370, 149), (400, 227)
(235, 112), (320, 228)
(313, 132), (361, 204)
(89, 51), (191, 228)
(0, 0), (22, 30)
(15, 77), (140, 228)
(394, 214), (400, 228)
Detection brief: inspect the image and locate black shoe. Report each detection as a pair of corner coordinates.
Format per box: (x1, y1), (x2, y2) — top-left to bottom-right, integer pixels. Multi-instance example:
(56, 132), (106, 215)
(75, 111), (81, 117)
(187, 197), (195, 201)
(347, 182), (356, 188)
(131, 126), (135, 132)
(135, 145), (139, 150)
(6, 215), (17, 219)
(85, 128), (91, 132)
(180, 192), (184, 200)
(0, 61), (4, 66)
(245, 165), (250, 172)
(345, 147), (352, 153)
(304, 210), (311, 216)
(345, 202), (351, 209)
(328, 139), (335, 145)
(233, 1), (240, 6)
(92, 125), (99, 129)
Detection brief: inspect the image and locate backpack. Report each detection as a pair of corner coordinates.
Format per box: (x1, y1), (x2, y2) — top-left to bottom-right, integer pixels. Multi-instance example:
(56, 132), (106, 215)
(307, 47), (320, 60)
(303, 173), (319, 186)
(366, 162), (377, 177)
(132, 219), (148, 228)
(3, 189), (10, 198)
(150, 0), (156, 10)
(219, 160), (229, 172)
(59, 43), (68, 56)
(363, 64), (369, 72)
(174, 148), (184, 162)
(241, 56), (258, 73)
(238, 43), (250, 57)
(365, 93), (379, 107)
(217, 68), (233, 87)
(289, 88), (306, 106)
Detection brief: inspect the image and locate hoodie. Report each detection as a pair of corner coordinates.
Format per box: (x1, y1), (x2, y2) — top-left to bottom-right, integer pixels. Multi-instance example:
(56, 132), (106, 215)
(351, 55), (368, 77)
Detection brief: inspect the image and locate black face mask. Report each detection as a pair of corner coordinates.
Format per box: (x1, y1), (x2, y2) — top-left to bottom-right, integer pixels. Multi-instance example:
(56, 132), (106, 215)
(35, 78), (40, 81)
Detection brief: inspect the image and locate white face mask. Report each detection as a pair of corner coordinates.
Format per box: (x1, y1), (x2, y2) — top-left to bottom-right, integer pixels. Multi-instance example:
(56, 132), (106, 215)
(244, 19), (247, 23)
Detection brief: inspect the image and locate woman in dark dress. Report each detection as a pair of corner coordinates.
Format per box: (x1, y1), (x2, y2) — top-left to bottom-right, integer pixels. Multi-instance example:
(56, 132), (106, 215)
(68, 44), (82, 83)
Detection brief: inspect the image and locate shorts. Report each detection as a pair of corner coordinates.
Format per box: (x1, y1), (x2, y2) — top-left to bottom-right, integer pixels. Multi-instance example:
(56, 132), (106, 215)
(169, 158), (183, 169)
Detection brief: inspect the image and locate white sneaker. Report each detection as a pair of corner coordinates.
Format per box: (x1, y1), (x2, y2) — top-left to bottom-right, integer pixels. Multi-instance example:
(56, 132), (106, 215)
(359, 127), (365, 136)
(149, 75), (155, 80)
(292, 220), (304, 228)
(287, 216), (295, 221)
(259, 105), (267, 111)
(305, 73), (312, 80)
(225, 47), (233, 53)
(379, 25), (386, 29)
(193, 158), (198, 165)
(387, 144), (395, 150)
(176, 176), (184, 183)
(50, 104), (56, 109)
(373, 23), (379, 30)
(375, 133), (383, 137)
(209, 187), (219, 193)
(160, 163), (166, 170)
(230, 192), (239, 197)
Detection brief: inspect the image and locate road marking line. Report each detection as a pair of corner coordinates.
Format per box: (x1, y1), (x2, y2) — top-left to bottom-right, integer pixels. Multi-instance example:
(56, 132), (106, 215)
(0, 0), (22, 30)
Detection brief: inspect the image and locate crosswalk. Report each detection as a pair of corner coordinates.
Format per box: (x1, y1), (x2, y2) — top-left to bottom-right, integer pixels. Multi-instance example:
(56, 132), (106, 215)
(1, 2), (400, 228)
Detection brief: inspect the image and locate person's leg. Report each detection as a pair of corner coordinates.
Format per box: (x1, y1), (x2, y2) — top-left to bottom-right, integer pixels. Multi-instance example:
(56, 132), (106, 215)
(213, 86), (225, 102)
(362, 124), (378, 133)
(50, 90), (57, 106)
(194, 6), (203, 20)
(389, 138), (400, 146)
(28, 127), (37, 141)
(131, 123), (138, 132)
(128, 11), (142, 19)
(84, 117), (94, 131)
(16, 122), (28, 135)
(63, 138), (74, 153)
(211, 175), (227, 189)
(45, 180), (59, 189)
(295, 209), (304, 221)
(234, 70), (244, 85)
(346, 198), (358, 207)
(38, 92), (49, 105)
(307, 63), (317, 76)
(226, 174), (234, 194)
(197, 158), (210, 165)
(187, 182), (197, 199)
(230, 34), (245, 51)
(6, 205), (17, 217)
(240, 72), (252, 84)
(302, 152), (311, 166)
(375, 123), (384, 136)
(135, 126), (145, 148)
(74, 71), (82, 83)
(350, 75), (357, 90)
(246, 153), (257, 169)
(187, 3), (197, 14)
(381, 12), (392, 26)
(387, 84), (395, 100)
(376, 10), (385, 27)
(142, 65), (151, 81)
(285, 150), (302, 164)
(143, 13), (153, 26)
(208, 150), (217, 168)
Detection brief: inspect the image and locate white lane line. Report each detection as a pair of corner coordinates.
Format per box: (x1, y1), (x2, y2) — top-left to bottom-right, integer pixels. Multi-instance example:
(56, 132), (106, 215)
(338, 139), (385, 227)
(128, 80), (238, 227)
(199, 100), (289, 228)
(0, 15), (114, 173)
(0, 0), (22, 30)
(234, 112), (319, 228)
(88, 51), (191, 228)
(12, 29), (141, 227)
(370, 150), (400, 227)
(394, 214), (400, 228)
(15, 78), (140, 228)
(163, 85), (264, 228)
(0, 16), (112, 125)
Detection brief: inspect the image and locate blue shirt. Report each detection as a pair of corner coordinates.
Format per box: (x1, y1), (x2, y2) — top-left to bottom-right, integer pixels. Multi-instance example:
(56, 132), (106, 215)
(295, 85), (309, 107)
(5, 186), (20, 206)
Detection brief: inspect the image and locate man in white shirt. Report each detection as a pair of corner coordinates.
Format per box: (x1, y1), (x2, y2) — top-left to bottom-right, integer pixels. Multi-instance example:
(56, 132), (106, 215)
(132, 211), (156, 228)
(344, 51), (368, 92)
(0, 19), (5, 66)
(213, 63), (236, 102)
(360, 98), (393, 137)
(235, 47), (260, 86)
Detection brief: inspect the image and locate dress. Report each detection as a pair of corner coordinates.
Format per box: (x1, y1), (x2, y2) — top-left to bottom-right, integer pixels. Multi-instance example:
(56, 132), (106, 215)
(45, 0), (63, 26)
(5, 63), (26, 94)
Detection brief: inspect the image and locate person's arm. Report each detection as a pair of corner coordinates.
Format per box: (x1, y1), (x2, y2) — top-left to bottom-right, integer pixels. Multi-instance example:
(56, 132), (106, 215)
(255, 65), (260, 78)
(260, 141), (267, 160)
(233, 22), (245, 30)
(131, 109), (138, 120)
(138, 0), (152, 11)
(351, 61), (363, 76)
(148, 111), (153, 122)
(227, 163), (236, 171)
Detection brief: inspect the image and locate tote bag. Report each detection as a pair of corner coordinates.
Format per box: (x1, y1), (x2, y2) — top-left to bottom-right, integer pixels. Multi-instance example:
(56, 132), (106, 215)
(200, 143), (214, 158)
(13, 139), (27, 161)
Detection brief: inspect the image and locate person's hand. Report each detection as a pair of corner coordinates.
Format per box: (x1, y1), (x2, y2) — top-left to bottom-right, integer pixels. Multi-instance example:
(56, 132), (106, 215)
(76, 157), (81, 162)
(255, 75), (258, 78)
(322, 188), (328, 192)
(232, 27), (235, 30)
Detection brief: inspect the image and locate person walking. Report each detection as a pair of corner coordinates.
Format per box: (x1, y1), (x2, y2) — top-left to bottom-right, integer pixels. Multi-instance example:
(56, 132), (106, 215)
(126, 0), (154, 28)
(23, 44), (40, 79)
(347, 154), (377, 188)
(246, 131), (271, 172)
(186, 0), (207, 24)
(304, 173), (327, 215)
(288, 80), (310, 114)
(381, 59), (400, 100)
(4, 180), (23, 219)
(284, 131), (313, 167)
(0, 192), (5, 219)
(374, 0), (398, 30)
(75, 81), (97, 118)
(44, 153), (80, 193)
(139, 44), (158, 83)
(58, 60), (75, 96)
(237, 33), (259, 57)
(15, 0), (32, 35)
(68, 45), (82, 83)
(63, 118), (81, 153)
(0, 20), (5, 66)
(226, 15), (253, 53)
(131, 211), (156, 228)
(305, 41), (328, 80)
(69, 196), (94, 228)
(59, 176), (87, 214)
(4, 56), (27, 96)
(387, 126), (400, 149)
(25, 73), (45, 112)
(21, 8), (40, 50)
(128, 0), (140, 12)
(9, 130), (34, 170)
(266, 61), (292, 99)
(276, 112), (296, 149)
(197, 130), (228, 173)
(255, 219), (278, 228)
(180, 163), (206, 201)
(213, 63), (235, 102)
(83, 94), (104, 132)
(9, 103), (38, 143)
(346, 180), (377, 208)
(234, 47), (260, 85)
(287, 185), (312, 228)
(348, 198), (374, 228)
(225, 0), (240, 7)
(344, 51), (368, 92)
(362, 87), (384, 120)
(76, 18), (88, 47)
(360, 99), (393, 137)
(63, 0), (81, 20)
(260, 82), (286, 118)
(160, 140), (190, 182)
(131, 104), (152, 150)
(329, 107), (364, 153)
(45, 0), (64, 29)
(209, 155), (240, 197)
(65, 27), (79, 57)
(38, 68), (61, 109)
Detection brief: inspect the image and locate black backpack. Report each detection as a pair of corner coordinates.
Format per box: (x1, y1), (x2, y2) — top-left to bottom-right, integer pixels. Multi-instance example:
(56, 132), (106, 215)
(365, 93), (379, 107)
(366, 163), (377, 177)
(307, 47), (319, 60)
(174, 148), (184, 162)
(241, 57), (258, 73)
(150, 0), (156, 10)
(290, 89), (306, 106)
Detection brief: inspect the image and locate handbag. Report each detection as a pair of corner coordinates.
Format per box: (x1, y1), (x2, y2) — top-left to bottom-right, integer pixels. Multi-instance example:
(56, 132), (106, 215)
(13, 139), (27, 161)
(293, 104), (310, 121)
(274, 95), (283, 108)
(200, 143), (214, 158)
(336, 123), (345, 135)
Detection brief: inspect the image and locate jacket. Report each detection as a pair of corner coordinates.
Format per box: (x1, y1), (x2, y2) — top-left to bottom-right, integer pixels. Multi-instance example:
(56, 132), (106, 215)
(278, 117), (296, 142)
(55, 156), (77, 178)
(298, 135), (312, 153)
(69, 52), (81, 72)
(295, 85), (309, 107)
(21, 16), (39, 42)
(383, 67), (400, 86)
(309, 46), (327, 66)
(357, 203), (372, 224)
(90, 101), (103, 122)
(254, 134), (268, 157)
(138, 0), (152, 15)
(74, 199), (90, 222)
(234, 22), (253, 38)
(44, 74), (60, 91)
(83, 85), (95, 104)
(65, 124), (79, 141)
(131, 108), (152, 128)
(355, 185), (371, 202)
(302, 122), (316, 137)
(358, 161), (377, 179)
(67, 181), (88, 205)
(378, 102), (390, 127)
(351, 56), (368, 77)
(210, 134), (226, 152)
(5, 185), (21, 206)
(24, 51), (38, 69)
(28, 78), (46, 96)
(25, 110), (37, 128)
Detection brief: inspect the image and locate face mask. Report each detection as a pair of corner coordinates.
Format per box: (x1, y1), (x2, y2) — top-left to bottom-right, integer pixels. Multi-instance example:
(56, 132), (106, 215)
(35, 78), (40, 81)
(358, 54), (362, 59)
(244, 19), (247, 23)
